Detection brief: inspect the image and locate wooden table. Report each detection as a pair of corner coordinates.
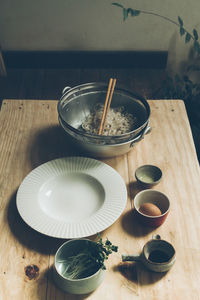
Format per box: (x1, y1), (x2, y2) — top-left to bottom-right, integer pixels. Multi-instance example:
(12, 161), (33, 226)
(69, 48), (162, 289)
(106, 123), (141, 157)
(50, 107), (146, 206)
(0, 99), (200, 300)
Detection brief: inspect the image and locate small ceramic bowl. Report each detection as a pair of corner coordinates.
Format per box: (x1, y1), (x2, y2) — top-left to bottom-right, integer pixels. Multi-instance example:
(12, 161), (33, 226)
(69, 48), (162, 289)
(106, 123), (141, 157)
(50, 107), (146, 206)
(133, 189), (170, 227)
(53, 239), (105, 294)
(135, 165), (162, 188)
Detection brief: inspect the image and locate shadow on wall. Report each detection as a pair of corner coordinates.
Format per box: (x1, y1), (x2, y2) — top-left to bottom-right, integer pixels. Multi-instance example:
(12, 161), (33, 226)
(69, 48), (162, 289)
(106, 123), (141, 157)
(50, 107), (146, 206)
(166, 30), (191, 75)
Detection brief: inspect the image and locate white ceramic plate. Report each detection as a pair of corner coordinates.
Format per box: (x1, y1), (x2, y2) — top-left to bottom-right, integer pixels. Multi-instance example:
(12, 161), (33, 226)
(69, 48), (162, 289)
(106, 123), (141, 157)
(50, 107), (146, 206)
(16, 157), (127, 238)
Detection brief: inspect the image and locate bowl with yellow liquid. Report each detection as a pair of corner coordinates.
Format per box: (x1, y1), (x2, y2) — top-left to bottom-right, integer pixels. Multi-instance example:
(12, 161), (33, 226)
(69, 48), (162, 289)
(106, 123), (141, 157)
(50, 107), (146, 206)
(135, 165), (162, 188)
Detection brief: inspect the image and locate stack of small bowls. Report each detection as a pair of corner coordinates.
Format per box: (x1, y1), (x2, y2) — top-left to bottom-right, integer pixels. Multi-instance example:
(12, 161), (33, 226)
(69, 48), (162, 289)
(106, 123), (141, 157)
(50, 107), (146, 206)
(134, 165), (170, 227)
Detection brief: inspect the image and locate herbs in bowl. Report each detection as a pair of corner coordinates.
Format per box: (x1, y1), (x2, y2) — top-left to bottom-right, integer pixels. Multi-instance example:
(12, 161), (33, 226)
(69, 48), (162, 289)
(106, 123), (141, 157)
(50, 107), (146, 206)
(53, 235), (118, 294)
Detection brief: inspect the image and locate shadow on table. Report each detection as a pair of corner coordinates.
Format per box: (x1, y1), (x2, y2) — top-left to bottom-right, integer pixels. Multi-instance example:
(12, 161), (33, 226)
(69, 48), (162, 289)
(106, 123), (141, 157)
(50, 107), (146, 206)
(121, 209), (156, 237)
(7, 189), (66, 255)
(121, 181), (157, 237)
(113, 262), (167, 286)
(29, 125), (87, 169)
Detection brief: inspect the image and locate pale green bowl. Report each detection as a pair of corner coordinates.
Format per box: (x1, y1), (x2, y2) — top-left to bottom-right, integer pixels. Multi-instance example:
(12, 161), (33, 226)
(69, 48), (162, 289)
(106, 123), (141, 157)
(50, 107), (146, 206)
(53, 239), (105, 294)
(135, 165), (162, 188)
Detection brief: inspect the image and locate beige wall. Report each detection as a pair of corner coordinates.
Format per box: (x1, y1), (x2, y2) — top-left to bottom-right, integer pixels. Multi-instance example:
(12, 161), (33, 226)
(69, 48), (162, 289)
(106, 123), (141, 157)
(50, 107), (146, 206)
(0, 0), (199, 69)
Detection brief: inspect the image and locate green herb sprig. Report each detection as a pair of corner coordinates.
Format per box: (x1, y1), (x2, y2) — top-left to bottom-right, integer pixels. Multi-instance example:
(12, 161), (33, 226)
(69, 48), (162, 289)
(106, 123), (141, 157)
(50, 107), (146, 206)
(58, 235), (118, 279)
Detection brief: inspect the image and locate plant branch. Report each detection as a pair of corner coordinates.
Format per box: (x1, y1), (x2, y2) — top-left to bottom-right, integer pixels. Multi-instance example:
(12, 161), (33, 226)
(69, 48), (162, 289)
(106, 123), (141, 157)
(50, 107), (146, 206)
(138, 9), (179, 27)
(112, 2), (200, 104)
(112, 2), (199, 48)
(135, 9), (195, 41)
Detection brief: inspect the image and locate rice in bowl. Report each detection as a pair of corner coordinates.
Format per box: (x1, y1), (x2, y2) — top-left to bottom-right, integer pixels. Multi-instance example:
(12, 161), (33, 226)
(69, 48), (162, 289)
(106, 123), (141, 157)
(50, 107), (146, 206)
(81, 104), (137, 136)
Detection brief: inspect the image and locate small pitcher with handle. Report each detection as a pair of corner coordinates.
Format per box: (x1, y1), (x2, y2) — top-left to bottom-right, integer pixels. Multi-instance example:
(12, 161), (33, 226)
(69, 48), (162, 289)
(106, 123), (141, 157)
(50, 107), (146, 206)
(122, 235), (176, 273)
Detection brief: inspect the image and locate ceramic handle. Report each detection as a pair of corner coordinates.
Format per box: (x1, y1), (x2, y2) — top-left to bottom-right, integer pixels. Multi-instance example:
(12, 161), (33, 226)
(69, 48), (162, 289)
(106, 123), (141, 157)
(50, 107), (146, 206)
(122, 254), (141, 262)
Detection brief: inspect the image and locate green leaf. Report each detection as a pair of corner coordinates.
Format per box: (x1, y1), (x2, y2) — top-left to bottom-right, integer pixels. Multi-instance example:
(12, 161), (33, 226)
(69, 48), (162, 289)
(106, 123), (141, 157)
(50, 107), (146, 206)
(111, 245), (118, 252)
(105, 240), (111, 246)
(178, 16), (183, 27)
(112, 2), (124, 9)
(123, 8), (128, 21)
(127, 8), (140, 17)
(193, 41), (200, 54)
(185, 33), (191, 43)
(127, 8), (134, 16)
(131, 9), (140, 17)
(180, 27), (185, 36)
(193, 28), (199, 40)
(120, 7), (141, 18)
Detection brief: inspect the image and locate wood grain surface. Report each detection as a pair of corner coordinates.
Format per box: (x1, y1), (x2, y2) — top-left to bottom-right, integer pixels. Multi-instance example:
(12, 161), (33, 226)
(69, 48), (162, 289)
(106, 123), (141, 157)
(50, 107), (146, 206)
(0, 99), (199, 300)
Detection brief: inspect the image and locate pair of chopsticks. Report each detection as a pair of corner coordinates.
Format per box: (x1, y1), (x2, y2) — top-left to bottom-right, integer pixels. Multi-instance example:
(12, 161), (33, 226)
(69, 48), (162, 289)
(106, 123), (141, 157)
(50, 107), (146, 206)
(98, 78), (117, 135)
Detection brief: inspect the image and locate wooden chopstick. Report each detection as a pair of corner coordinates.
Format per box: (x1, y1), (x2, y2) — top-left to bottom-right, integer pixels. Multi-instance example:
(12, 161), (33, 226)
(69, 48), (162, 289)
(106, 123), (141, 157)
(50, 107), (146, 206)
(98, 78), (117, 135)
(102, 78), (116, 134)
(98, 78), (114, 135)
